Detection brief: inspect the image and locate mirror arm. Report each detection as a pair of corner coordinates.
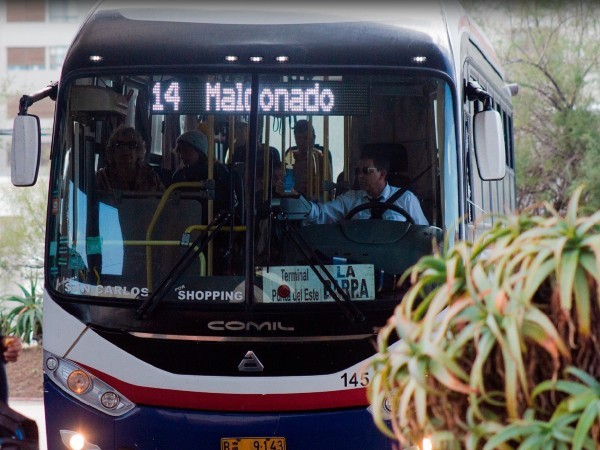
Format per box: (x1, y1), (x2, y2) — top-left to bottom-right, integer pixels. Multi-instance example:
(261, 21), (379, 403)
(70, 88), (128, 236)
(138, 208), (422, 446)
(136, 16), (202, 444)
(465, 81), (492, 107)
(18, 82), (58, 115)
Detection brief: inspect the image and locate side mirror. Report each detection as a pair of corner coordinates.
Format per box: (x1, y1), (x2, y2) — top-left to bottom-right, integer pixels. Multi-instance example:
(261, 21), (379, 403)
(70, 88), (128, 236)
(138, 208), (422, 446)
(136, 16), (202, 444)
(11, 114), (41, 187)
(473, 109), (506, 181)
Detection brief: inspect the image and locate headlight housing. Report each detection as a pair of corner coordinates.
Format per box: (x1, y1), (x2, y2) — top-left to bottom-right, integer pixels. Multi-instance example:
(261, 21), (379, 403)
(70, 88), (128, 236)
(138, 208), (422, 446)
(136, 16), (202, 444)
(44, 350), (135, 416)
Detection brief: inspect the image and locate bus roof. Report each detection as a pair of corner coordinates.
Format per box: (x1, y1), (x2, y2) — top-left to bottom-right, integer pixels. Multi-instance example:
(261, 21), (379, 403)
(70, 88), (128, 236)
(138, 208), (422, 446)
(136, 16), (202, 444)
(62, 1), (457, 77)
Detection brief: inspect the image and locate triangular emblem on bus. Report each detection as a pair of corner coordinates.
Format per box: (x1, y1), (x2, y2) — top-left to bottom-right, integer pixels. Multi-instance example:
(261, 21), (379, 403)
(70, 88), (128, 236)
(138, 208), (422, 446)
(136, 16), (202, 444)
(238, 351), (264, 372)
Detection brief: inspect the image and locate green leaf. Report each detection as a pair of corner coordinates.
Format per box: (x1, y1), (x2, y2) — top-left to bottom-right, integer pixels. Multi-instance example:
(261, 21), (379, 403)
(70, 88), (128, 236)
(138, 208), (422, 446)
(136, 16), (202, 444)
(482, 423), (534, 450)
(519, 432), (546, 450)
(523, 307), (569, 358)
(398, 378), (417, 428)
(429, 360), (472, 394)
(565, 367), (600, 391)
(503, 315), (530, 404)
(565, 392), (597, 413)
(520, 257), (555, 305)
(414, 383), (427, 428)
(573, 265), (591, 335)
(566, 186), (584, 225)
(532, 379), (587, 400)
(558, 248), (579, 311)
(572, 401), (600, 450)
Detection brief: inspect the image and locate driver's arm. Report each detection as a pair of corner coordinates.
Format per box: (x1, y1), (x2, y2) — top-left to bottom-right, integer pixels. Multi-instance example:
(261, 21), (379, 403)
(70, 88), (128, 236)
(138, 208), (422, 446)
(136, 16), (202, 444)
(305, 190), (359, 224)
(276, 179), (359, 224)
(398, 191), (429, 226)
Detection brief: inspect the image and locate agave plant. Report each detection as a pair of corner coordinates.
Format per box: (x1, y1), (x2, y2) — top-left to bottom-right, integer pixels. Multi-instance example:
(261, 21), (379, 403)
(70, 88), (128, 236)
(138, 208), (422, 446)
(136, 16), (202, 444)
(368, 186), (600, 449)
(1, 276), (43, 345)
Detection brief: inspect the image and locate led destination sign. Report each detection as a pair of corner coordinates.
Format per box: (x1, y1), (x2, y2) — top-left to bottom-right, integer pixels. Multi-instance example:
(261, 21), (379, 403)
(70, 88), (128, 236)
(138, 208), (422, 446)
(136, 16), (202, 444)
(151, 80), (369, 115)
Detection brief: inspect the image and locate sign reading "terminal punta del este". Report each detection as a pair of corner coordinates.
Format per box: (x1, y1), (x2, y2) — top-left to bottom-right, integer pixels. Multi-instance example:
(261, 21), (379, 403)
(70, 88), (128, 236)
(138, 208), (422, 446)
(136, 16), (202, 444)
(261, 264), (375, 303)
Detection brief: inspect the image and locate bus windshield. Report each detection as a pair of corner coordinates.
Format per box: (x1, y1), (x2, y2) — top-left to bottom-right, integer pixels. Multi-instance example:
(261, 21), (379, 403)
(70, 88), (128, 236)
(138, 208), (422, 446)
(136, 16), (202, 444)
(49, 72), (449, 306)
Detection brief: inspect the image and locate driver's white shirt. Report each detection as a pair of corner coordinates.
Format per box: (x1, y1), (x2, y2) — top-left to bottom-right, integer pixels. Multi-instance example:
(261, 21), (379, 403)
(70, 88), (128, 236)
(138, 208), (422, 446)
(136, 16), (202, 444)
(305, 183), (429, 225)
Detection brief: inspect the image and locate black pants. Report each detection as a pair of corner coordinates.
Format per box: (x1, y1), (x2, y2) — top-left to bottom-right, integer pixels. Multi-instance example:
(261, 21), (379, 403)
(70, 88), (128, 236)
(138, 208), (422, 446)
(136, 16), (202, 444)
(0, 361), (8, 403)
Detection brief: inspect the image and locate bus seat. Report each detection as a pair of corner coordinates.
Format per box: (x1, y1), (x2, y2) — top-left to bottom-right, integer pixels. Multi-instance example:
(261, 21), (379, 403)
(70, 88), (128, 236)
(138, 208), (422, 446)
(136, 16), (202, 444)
(95, 190), (204, 289)
(363, 142), (410, 189)
(335, 168), (360, 197)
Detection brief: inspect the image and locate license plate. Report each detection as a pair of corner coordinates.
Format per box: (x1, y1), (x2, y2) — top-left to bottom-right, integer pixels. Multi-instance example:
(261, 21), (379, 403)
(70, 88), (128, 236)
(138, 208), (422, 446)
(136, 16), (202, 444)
(220, 437), (286, 450)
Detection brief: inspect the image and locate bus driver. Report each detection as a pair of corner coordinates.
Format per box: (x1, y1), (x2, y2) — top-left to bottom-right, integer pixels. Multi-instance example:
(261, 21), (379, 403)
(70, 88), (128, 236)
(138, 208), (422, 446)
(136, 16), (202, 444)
(277, 146), (428, 225)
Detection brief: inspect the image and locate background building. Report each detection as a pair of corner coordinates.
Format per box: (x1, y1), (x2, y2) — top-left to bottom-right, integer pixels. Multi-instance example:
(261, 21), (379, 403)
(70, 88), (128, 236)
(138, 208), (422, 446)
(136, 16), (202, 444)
(0, 1), (94, 298)
(0, 0), (94, 184)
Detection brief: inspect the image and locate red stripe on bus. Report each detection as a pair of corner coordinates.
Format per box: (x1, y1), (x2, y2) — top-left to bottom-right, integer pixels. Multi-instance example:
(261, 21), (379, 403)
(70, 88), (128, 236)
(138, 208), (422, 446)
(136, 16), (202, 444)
(82, 365), (369, 411)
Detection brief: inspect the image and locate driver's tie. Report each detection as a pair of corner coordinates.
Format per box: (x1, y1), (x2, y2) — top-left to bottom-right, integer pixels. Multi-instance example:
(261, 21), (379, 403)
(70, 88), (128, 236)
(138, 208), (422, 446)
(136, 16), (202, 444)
(368, 196), (384, 219)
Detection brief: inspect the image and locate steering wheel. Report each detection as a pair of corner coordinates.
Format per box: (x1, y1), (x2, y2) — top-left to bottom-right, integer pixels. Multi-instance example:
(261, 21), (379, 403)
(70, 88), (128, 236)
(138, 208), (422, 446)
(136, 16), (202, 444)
(344, 202), (415, 224)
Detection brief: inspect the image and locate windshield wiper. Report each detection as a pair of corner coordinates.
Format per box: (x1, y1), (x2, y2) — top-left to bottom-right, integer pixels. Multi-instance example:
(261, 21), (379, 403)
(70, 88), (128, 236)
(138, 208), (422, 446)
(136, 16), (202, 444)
(272, 213), (365, 322)
(136, 210), (232, 319)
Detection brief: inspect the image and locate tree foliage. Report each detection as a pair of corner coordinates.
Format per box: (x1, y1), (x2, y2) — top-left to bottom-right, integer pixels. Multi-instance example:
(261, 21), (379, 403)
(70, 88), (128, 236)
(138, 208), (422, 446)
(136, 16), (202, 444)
(0, 181), (47, 295)
(1, 276), (43, 344)
(465, 1), (600, 214)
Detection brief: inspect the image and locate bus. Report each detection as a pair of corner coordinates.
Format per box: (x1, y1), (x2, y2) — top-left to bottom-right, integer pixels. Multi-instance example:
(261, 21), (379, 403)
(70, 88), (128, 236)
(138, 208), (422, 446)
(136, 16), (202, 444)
(11, 1), (516, 449)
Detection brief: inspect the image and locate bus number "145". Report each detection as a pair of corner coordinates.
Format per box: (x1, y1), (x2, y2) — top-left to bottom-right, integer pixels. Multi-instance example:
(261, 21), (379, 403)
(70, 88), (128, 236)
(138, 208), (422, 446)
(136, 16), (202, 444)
(340, 372), (370, 388)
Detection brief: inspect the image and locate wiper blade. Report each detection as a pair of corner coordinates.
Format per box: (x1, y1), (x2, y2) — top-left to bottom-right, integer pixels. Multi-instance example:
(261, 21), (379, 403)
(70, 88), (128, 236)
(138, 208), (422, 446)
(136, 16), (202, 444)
(273, 214), (365, 322)
(136, 211), (232, 319)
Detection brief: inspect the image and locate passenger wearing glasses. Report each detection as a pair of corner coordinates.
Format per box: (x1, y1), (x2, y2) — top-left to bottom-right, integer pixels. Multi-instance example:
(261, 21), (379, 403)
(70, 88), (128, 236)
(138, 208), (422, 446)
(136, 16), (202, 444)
(278, 145), (428, 225)
(96, 125), (165, 192)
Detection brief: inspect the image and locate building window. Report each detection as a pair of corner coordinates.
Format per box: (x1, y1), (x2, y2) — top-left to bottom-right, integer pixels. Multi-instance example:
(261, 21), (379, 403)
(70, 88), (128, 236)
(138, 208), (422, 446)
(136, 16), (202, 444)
(49, 46), (68, 70)
(49, 0), (79, 22)
(7, 48), (45, 70)
(6, 0), (45, 22)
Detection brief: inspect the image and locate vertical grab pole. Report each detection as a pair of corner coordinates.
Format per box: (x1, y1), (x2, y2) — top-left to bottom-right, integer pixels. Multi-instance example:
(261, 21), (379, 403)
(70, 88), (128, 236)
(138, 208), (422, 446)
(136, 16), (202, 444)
(245, 75), (259, 305)
(323, 115), (330, 201)
(281, 118), (287, 173)
(344, 117), (350, 184)
(207, 115), (215, 275)
(227, 116), (235, 164)
(263, 115), (271, 201)
(307, 117), (314, 199)
(322, 76), (330, 201)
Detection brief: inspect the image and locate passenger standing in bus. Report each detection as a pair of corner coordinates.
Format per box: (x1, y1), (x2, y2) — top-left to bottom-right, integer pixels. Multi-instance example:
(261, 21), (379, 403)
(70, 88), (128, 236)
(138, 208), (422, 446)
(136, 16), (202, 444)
(96, 125), (165, 192)
(229, 118), (279, 211)
(278, 146), (428, 225)
(284, 120), (332, 200)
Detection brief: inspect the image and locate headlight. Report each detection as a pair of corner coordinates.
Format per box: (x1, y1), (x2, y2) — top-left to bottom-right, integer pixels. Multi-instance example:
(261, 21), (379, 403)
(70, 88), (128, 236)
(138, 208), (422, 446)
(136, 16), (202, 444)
(45, 350), (134, 417)
(59, 430), (101, 450)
